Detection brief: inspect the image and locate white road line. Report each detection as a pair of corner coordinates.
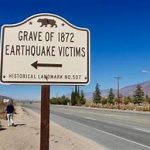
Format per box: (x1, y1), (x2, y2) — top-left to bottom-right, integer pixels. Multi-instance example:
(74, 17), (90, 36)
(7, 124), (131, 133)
(84, 117), (97, 121)
(62, 112), (71, 115)
(68, 119), (150, 150)
(104, 114), (125, 118)
(134, 128), (150, 133)
(104, 114), (118, 117)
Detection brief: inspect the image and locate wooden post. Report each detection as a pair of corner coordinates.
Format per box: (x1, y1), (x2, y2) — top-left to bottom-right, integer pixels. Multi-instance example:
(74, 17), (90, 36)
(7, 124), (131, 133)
(40, 85), (50, 150)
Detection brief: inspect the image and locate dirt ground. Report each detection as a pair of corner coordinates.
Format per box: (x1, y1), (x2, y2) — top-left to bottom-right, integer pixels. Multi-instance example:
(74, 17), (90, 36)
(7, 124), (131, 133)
(0, 106), (107, 150)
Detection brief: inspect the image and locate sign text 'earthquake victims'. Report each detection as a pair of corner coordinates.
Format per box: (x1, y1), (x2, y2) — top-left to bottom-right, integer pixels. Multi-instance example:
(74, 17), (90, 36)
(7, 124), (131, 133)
(5, 31), (86, 57)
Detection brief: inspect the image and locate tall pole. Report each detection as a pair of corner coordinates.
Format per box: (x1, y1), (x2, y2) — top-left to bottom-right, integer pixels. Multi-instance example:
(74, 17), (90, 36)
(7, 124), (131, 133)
(40, 85), (50, 150)
(114, 77), (121, 109)
(75, 85), (78, 94)
(77, 86), (80, 95)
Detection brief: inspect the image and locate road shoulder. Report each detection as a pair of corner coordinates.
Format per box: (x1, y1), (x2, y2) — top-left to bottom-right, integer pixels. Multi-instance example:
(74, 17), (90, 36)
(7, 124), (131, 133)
(0, 105), (107, 150)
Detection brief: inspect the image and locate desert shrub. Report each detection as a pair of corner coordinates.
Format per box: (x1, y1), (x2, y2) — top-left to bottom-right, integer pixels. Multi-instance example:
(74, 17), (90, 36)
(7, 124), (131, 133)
(51, 96), (70, 105)
(142, 106), (150, 112)
(85, 101), (93, 107)
(135, 106), (143, 111)
(136, 106), (150, 112)
(101, 98), (108, 105)
(119, 105), (135, 110)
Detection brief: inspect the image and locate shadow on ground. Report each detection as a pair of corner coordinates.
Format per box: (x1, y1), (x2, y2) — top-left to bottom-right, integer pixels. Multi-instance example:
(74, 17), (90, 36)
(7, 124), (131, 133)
(13, 124), (26, 127)
(0, 128), (7, 131)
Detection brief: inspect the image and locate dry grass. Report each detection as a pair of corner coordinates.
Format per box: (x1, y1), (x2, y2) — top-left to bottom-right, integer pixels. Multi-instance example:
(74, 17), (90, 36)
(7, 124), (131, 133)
(0, 101), (7, 119)
(135, 105), (150, 111)
(85, 101), (150, 112)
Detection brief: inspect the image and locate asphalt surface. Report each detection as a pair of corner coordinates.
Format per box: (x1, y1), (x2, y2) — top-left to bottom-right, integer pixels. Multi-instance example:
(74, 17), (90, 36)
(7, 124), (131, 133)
(50, 105), (150, 150)
(22, 103), (150, 150)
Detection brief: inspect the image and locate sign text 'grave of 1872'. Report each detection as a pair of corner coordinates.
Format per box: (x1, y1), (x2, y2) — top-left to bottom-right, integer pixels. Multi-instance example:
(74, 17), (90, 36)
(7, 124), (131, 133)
(0, 13), (90, 85)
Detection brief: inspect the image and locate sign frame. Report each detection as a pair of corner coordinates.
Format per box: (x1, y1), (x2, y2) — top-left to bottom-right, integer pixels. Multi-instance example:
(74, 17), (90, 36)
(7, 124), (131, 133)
(0, 13), (90, 85)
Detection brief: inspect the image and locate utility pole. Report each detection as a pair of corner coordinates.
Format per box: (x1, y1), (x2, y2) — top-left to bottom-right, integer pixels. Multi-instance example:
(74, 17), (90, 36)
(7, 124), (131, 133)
(114, 77), (122, 109)
(75, 85), (78, 94)
(77, 86), (80, 95)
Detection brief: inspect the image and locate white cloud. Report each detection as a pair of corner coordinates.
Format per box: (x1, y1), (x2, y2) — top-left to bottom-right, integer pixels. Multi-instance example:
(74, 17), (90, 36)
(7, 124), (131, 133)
(142, 70), (150, 73)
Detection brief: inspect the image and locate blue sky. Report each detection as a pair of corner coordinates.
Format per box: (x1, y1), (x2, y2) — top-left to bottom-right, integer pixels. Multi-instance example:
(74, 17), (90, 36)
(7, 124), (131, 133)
(1, 0), (150, 100)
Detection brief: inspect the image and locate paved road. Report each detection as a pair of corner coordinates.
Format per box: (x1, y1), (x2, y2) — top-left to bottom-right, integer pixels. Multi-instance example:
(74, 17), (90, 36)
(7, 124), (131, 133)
(50, 105), (150, 150)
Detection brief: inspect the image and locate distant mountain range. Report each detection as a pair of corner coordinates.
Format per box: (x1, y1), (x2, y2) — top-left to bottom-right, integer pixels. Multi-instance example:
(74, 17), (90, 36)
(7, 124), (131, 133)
(1, 80), (150, 101)
(120, 80), (150, 97)
(84, 80), (150, 100)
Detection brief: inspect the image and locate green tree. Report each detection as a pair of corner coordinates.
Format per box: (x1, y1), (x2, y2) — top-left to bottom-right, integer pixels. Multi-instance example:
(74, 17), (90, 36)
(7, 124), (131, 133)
(93, 83), (101, 104)
(80, 90), (86, 105)
(101, 98), (107, 105)
(61, 95), (70, 105)
(107, 88), (115, 105)
(145, 95), (150, 110)
(71, 91), (77, 105)
(133, 85), (145, 105)
(124, 96), (132, 105)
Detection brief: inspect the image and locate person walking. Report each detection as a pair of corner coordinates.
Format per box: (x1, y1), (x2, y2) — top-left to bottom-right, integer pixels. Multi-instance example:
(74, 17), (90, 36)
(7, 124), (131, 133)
(6, 101), (15, 127)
